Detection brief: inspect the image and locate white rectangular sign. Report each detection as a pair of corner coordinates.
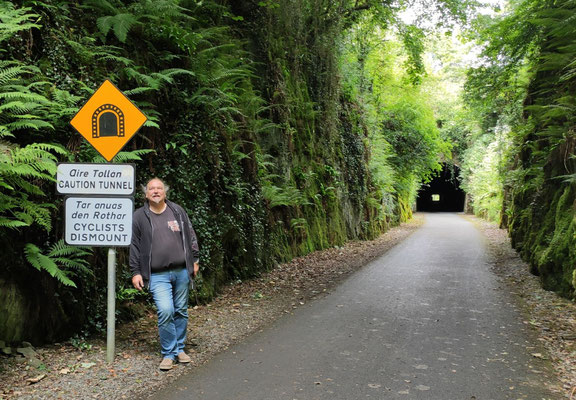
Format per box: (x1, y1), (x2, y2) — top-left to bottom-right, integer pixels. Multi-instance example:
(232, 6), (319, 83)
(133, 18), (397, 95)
(57, 163), (135, 195)
(65, 197), (133, 247)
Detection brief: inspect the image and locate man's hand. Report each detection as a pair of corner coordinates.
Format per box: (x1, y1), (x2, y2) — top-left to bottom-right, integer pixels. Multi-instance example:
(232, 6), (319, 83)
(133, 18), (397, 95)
(193, 262), (199, 277)
(132, 274), (144, 291)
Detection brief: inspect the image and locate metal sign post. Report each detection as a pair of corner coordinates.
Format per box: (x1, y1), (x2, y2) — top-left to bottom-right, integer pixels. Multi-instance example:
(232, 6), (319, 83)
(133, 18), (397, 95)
(107, 248), (116, 363)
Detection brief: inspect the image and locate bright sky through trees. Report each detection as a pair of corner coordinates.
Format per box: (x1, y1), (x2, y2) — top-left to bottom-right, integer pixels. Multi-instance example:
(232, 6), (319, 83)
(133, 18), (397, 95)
(398, 0), (507, 69)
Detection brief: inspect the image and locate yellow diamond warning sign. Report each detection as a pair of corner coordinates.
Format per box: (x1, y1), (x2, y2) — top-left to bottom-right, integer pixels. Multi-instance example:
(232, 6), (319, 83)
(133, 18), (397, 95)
(70, 80), (147, 162)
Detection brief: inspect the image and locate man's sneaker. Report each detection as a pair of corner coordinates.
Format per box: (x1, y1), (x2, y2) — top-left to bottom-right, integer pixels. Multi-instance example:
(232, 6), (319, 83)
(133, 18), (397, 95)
(177, 352), (191, 363)
(159, 357), (174, 371)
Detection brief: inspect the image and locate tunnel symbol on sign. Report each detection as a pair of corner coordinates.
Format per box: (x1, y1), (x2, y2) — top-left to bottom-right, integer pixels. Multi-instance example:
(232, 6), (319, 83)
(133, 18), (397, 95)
(92, 104), (125, 138)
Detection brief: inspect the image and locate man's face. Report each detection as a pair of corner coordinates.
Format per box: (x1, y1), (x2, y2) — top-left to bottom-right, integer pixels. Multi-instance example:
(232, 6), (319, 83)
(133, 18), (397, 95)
(146, 179), (166, 205)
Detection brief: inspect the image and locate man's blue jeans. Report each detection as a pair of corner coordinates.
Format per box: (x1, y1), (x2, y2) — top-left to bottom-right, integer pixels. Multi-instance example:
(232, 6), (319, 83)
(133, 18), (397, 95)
(149, 267), (189, 360)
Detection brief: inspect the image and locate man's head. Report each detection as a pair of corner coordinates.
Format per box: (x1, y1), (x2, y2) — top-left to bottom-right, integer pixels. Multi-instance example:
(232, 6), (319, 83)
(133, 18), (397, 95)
(145, 178), (168, 205)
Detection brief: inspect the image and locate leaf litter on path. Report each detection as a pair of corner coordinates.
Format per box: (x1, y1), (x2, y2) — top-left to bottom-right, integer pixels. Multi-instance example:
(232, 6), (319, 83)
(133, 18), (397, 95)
(468, 215), (574, 398)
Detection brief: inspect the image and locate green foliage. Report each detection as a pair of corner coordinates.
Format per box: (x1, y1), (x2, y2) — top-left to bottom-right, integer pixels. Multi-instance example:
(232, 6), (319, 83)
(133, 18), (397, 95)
(0, 27), (68, 233)
(381, 99), (446, 179)
(0, 64), (53, 135)
(24, 240), (92, 288)
(0, 2), (40, 43)
(262, 184), (309, 208)
(89, 149), (154, 163)
(461, 133), (511, 221)
(461, 0), (576, 297)
(97, 13), (139, 43)
(68, 334), (93, 351)
(344, 22), (451, 223)
(399, 24), (427, 85)
(116, 286), (146, 301)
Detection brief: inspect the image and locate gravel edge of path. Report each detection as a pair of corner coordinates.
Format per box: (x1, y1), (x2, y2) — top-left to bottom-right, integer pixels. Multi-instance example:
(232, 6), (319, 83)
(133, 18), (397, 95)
(466, 214), (576, 399)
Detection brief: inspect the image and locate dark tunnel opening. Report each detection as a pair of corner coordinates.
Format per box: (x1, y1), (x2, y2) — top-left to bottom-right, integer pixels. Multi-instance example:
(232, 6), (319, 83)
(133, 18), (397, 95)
(416, 164), (465, 212)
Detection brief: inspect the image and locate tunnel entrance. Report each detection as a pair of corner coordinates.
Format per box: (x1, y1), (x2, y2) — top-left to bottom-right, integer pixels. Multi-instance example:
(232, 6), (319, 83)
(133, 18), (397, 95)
(416, 164), (465, 212)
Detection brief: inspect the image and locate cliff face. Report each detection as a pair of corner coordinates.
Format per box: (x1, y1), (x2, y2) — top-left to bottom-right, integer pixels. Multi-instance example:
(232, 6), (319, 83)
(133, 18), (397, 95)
(508, 121), (576, 297)
(460, 0), (576, 299)
(505, 0), (576, 298)
(0, 1), (404, 343)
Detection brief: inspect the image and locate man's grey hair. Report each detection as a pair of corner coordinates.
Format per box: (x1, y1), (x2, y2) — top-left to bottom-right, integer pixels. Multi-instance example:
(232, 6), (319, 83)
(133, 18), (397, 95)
(141, 177), (170, 194)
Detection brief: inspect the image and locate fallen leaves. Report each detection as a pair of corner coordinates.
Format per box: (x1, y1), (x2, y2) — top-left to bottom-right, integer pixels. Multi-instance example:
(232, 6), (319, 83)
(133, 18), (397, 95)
(25, 375), (45, 385)
(473, 215), (576, 397)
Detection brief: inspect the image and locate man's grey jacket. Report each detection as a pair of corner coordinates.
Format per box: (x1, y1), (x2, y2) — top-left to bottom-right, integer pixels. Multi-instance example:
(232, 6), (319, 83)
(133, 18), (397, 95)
(129, 199), (200, 283)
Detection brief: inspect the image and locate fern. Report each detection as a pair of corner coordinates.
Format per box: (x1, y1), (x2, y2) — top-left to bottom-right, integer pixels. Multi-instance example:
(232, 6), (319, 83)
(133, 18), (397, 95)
(5, 176), (46, 196)
(0, 219), (29, 229)
(90, 148), (155, 163)
(290, 218), (309, 231)
(122, 68), (195, 98)
(0, 126), (12, 138)
(0, 90), (51, 103)
(95, 52), (134, 67)
(142, 119), (160, 129)
(122, 86), (156, 96)
(7, 119), (53, 131)
(0, 101), (42, 114)
(83, 0), (119, 15)
(97, 13), (139, 43)
(24, 241), (93, 288)
(19, 199), (53, 232)
(154, 68), (196, 81)
(48, 240), (93, 278)
(0, 141), (64, 230)
(0, 3), (40, 43)
(132, 0), (191, 21)
(262, 184), (310, 208)
(124, 67), (162, 89)
(0, 64), (30, 86)
(0, 24), (71, 232)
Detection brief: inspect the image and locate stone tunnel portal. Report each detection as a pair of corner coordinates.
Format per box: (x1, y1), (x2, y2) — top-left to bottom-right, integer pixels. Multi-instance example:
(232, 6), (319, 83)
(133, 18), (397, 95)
(416, 164), (465, 212)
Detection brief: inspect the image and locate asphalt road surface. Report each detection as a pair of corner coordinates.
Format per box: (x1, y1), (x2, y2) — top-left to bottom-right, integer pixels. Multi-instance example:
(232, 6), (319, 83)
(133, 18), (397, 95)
(151, 213), (558, 400)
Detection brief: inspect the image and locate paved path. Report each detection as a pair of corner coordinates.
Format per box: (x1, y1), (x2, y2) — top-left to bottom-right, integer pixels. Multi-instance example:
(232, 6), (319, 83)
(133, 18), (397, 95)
(151, 213), (558, 400)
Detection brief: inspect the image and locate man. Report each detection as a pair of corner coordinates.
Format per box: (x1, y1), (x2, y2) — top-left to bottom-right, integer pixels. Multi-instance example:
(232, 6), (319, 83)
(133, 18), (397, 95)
(130, 177), (200, 371)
